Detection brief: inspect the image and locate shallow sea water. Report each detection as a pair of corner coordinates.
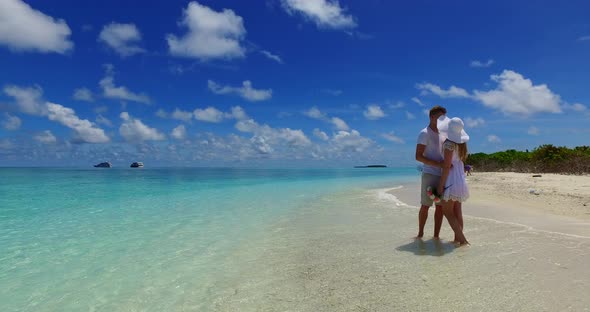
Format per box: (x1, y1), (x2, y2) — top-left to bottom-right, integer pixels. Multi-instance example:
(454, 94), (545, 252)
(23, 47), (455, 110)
(1, 167), (422, 311)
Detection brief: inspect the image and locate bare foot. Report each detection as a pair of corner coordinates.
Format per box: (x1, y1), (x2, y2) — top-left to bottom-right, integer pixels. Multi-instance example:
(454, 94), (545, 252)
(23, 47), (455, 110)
(457, 241), (470, 247)
(433, 236), (440, 240)
(416, 232), (424, 239)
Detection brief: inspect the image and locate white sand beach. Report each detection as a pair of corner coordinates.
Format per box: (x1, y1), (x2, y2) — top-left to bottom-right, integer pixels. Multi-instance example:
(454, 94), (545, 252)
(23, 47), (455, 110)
(468, 172), (590, 219)
(393, 172), (590, 238)
(210, 172), (590, 311)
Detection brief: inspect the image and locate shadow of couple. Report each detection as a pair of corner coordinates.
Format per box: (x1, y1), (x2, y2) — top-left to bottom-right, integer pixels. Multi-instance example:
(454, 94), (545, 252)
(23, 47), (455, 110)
(395, 238), (457, 256)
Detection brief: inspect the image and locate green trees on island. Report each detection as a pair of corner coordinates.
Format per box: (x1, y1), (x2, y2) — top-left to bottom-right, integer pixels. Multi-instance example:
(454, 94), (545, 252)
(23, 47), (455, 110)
(466, 145), (590, 174)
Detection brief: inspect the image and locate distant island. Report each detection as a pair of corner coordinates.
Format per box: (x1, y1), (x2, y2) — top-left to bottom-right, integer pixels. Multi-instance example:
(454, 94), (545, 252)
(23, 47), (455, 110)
(94, 162), (112, 168)
(354, 165), (387, 168)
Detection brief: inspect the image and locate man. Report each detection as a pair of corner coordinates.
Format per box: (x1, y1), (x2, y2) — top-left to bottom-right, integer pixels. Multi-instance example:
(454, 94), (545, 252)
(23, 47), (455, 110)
(415, 105), (446, 238)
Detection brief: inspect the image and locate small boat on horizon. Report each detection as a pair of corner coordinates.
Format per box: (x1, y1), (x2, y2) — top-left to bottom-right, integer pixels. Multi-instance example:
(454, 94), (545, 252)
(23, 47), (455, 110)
(94, 162), (112, 168)
(130, 162), (144, 168)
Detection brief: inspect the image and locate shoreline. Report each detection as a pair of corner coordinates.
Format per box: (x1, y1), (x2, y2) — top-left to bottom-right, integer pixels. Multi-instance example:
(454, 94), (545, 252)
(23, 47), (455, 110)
(212, 179), (590, 311)
(387, 172), (590, 238)
(3, 170), (589, 311)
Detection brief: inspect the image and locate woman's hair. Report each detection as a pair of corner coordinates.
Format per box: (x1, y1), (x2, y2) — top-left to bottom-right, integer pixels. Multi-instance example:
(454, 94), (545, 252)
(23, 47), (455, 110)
(457, 143), (468, 162)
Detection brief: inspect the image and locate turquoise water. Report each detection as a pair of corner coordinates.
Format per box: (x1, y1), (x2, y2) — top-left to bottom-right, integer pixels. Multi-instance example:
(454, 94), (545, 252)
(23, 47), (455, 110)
(0, 167), (417, 311)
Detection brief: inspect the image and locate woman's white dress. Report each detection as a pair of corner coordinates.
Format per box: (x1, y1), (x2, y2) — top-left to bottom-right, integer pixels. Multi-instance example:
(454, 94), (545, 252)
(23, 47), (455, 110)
(442, 140), (469, 202)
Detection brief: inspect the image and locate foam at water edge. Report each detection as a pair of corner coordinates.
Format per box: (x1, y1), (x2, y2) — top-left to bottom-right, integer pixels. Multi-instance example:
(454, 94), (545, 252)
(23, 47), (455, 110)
(369, 186), (590, 239)
(370, 186), (417, 208)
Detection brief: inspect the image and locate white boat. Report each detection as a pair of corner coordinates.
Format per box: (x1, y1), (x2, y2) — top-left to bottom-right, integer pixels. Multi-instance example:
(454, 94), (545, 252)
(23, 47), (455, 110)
(130, 162), (144, 168)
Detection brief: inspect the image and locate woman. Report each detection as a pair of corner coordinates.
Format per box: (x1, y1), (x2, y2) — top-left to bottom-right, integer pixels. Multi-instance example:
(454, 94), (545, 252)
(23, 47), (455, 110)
(438, 117), (470, 246)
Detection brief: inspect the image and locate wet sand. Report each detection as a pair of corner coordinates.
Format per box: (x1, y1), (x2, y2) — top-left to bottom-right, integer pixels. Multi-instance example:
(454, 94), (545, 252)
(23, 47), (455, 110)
(210, 176), (590, 311)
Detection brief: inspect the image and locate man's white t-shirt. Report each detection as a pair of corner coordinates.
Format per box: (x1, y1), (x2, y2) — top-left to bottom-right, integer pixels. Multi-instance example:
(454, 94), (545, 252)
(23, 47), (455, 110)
(417, 126), (444, 176)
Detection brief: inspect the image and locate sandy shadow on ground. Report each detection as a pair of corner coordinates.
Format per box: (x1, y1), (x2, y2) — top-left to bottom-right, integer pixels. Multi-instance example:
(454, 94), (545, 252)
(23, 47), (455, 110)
(395, 238), (456, 256)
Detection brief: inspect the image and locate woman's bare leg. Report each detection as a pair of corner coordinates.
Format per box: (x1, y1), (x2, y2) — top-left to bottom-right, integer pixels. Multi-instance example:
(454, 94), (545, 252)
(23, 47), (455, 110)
(442, 200), (468, 245)
(453, 202), (463, 242)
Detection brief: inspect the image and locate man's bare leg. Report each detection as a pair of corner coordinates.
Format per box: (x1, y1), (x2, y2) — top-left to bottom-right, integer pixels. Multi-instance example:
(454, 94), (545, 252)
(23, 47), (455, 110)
(417, 205), (430, 238)
(434, 205), (443, 238)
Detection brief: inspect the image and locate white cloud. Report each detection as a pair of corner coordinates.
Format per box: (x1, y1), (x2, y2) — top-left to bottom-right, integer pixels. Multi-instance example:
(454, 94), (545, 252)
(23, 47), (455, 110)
(166, 1), (246, 61)
(119, 112), (165, 142)
(381, 132), (405, 144)
(421, 70), (568, 117)
(260, 50), (283, 63)
(464, 117), (485, 128)
(363, 104), (386, 120)
(304, 106), (326, 119)
(473, 70), (562, 116)
(0, 138), (14, 150)
(388, 101), (405, 109)
(3, 85), (47, 115)
(528, 126), (539, 135)
(47, 102), (110, 143)
(72, 88), (94, 102)
(281, 0), (357, 30)
(563, 103), (587, 112)
(208, 80), (272, 102)
(470, 59), (494, 68)
(194, 106), (224, 123)
(0, 0), (73, 53)
(304, 106), (349, 130)
(171, 108), (193, 122)
(94, 106), (108, 114)
(171, 124), (187, 140)
(279, 128), (311, 146)
(331, 116), (349, 130)
(313, 128), (329, 141)
(331, 130), (372, 152)
(98, 22), (145, 57)
(4, 84), (110, 143)
(487, 134), (501, 143)
(250, 136), (273, 154)
(95, 115), (113, 127)
(411, 97), (425, 106)
(235, 119), (258, 132)
(416, 82), (469, 98)
(405, 111), (415, 120)
(1, 113), (21, 130)
(228, 106), (248, 120)
(578, 36), (590, 42)
(33, 130), (56, 144)
(235, 118), (311, 150)
(99, 64), (151, 104)
(155, 109), (168, 118)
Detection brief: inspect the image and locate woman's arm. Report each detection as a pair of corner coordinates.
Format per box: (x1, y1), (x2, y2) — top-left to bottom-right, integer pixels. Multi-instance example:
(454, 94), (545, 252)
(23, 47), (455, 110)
(438, 145), (454, 195)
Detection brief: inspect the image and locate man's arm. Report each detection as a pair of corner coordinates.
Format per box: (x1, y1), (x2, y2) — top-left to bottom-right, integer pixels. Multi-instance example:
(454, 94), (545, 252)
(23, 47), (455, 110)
(415, 144), (442, 168)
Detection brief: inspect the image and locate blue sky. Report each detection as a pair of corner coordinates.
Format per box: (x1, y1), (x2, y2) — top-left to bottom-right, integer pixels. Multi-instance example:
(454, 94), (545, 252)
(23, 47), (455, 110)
(0, 0), (589, 167)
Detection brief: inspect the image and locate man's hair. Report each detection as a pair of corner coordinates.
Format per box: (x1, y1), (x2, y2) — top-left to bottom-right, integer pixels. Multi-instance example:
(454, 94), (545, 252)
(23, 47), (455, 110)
(429, 105), (447, 117)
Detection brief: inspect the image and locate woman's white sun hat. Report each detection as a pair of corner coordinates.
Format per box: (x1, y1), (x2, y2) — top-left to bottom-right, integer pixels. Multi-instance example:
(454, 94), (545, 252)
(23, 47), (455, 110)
(438, 116), (469, 143)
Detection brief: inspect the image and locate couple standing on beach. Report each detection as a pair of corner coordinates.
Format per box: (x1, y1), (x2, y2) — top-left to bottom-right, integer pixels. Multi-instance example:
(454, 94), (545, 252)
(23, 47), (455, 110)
(415, 106), (470, 245)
